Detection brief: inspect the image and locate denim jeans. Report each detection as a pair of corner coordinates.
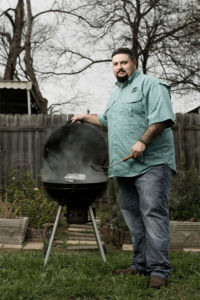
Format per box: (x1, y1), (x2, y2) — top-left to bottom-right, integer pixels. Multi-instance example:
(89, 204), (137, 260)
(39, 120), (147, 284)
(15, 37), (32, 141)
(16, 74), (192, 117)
(117, 164), (172, 279)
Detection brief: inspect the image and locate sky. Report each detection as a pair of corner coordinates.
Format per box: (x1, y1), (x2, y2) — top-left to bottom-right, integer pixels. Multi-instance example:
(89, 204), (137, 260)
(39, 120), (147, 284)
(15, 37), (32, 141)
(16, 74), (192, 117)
(1, 0), (199, 115)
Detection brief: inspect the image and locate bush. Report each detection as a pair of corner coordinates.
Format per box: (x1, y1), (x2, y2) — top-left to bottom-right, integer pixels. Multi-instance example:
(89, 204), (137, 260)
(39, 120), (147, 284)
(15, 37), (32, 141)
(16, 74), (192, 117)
(169, 155), (200, 221)
(1, 171), (58, 228)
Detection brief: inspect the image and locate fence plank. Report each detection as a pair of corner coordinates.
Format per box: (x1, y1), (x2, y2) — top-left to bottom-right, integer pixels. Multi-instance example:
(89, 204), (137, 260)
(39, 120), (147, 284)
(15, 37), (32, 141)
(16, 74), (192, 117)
(194, 114), (200, 172)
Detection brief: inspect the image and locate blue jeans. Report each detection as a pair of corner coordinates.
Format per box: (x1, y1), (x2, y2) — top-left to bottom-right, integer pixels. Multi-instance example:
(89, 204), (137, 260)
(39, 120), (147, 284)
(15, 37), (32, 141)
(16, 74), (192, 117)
(117, 164), (172, 279)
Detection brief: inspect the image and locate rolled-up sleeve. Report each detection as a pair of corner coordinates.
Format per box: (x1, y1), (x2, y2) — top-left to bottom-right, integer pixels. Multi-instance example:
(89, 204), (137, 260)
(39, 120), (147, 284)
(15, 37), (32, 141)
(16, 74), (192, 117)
(98, 112), (108, 127)
(145, 83), (174, 126)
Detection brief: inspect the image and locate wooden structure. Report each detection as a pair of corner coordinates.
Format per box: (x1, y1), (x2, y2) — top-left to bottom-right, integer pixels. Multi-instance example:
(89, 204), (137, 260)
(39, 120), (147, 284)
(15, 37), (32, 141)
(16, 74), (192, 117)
(185, 105), (200, 114)
(0, 113), (200, 187)
(0, 81), (41, 114)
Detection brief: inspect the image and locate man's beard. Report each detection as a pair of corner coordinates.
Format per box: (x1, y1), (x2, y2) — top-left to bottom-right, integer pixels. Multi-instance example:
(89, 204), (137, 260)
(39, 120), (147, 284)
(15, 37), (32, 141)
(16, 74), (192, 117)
(117, 71), (128, 83)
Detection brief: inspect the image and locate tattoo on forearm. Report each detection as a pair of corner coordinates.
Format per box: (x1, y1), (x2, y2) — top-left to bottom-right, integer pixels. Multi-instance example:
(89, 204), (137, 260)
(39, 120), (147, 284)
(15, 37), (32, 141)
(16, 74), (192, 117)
(140, 122), (168, 145)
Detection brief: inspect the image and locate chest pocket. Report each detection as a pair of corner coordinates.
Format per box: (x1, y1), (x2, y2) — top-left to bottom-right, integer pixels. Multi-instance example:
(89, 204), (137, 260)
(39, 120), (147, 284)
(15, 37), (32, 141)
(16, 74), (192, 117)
(124, 92), (143, 117)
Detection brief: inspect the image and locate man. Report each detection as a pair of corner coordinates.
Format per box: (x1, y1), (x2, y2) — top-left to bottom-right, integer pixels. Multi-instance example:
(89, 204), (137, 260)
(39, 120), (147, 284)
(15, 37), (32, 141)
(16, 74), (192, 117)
(71, 48), (176, 289)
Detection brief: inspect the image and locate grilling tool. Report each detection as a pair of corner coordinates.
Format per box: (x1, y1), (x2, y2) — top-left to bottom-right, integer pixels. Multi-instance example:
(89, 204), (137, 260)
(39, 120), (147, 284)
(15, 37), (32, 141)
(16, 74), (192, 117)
(91, 154), (132, 171)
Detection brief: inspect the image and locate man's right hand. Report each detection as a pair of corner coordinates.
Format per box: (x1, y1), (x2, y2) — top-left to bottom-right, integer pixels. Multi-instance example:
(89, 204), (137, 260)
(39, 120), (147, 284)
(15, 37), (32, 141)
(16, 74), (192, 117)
(71, 114), (102, 126)
(71, 114), (86, 123)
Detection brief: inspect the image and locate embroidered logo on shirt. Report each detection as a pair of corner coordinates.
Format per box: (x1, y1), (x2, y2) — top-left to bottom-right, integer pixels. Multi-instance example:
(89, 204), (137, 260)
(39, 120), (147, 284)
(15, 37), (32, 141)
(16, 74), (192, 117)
(131, 87), (138, 93)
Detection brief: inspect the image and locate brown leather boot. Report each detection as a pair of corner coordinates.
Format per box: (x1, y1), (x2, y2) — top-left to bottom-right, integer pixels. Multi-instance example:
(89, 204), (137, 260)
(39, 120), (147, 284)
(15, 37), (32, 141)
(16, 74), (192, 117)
(113, 268), (136, 275)
(149, 276), (166, 289)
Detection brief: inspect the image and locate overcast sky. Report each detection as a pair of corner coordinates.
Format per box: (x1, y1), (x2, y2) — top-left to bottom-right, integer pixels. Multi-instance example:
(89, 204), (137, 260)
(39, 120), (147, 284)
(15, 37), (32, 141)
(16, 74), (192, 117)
(1, 0), (199, 114)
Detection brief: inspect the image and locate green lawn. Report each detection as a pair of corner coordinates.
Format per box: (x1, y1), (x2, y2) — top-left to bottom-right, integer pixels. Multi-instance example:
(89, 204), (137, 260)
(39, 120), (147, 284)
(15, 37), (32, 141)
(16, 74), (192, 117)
(0, 249), (200, 299)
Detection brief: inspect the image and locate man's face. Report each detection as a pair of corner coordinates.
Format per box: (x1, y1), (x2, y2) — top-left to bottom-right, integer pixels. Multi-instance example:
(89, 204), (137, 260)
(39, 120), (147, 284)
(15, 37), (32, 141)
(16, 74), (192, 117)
(112, 53), (137, 83)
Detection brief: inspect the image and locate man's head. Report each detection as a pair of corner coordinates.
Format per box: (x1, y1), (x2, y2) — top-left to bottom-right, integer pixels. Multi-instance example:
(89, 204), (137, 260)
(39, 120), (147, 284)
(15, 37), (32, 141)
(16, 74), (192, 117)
(111, 48), (137, 83)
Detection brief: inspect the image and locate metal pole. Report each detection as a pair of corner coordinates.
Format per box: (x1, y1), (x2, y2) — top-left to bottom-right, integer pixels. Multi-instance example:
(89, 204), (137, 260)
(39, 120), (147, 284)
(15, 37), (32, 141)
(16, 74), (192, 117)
(44, 205), (62, 267)
(34, 130), (39, 188)
(89, 206), (106, 262)
(27, 89), (31, 115)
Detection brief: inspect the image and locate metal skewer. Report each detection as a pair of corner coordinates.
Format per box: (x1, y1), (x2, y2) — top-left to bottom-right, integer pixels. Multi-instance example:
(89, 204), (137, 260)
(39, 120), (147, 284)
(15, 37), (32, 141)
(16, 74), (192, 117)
(91, 154), (132, 171)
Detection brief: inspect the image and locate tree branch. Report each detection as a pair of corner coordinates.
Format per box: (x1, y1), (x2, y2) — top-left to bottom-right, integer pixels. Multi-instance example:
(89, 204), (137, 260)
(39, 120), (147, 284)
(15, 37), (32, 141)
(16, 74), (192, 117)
(33, 8), (103, 29)
(0, 32), (12, 44)
(36, 57), (111, 76)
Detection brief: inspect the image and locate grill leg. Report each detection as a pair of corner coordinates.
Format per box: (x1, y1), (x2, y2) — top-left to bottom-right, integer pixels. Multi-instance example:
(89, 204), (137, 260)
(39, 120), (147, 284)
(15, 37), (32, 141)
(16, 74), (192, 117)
(89, 206), (106, 262)
(44, 205), (63, 267)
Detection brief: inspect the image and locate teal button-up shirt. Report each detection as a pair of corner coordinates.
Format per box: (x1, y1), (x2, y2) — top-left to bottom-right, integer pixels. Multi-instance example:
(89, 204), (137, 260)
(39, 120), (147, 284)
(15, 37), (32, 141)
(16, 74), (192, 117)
(98, 69), (176, 178)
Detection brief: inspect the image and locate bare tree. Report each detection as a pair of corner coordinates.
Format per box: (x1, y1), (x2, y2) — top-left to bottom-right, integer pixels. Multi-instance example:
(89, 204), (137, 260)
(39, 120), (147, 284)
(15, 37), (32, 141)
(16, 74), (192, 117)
(42, 0), (199, 94)
(24, 0), (48, 113)
(0, 0), (24, 80)
(0, 0), (95, 113)
(47, 93), (89, 114)
(0, 0), (49, 112)
(0, 0), (199, 114)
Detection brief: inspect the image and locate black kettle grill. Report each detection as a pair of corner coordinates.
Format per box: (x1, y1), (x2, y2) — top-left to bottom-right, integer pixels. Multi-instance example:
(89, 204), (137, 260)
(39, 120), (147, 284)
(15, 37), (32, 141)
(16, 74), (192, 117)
(42, 121), (108, 266)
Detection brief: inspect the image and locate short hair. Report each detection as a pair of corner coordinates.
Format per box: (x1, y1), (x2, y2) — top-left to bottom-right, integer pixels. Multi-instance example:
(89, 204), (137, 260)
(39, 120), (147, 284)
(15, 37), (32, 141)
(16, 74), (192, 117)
(111, 48), (135, 61)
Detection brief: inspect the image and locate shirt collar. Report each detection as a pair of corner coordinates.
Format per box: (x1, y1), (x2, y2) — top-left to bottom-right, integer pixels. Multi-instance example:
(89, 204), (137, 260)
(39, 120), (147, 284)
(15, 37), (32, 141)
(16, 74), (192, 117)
(115, 69), (141, 88)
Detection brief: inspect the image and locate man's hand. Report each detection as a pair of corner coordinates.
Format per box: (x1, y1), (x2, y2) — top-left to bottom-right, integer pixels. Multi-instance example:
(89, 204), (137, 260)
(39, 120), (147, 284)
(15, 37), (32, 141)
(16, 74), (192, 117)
(130, 120), (171, 158)
(71, 114), (86, 123)
(130, 141), (146, 158)
(71, 114), (102, 126)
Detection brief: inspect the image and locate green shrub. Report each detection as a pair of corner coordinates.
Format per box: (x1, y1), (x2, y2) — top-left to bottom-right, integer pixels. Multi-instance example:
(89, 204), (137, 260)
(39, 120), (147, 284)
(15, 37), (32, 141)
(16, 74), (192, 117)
(169, 155), (200, 221)
(1, 171), (58, 228)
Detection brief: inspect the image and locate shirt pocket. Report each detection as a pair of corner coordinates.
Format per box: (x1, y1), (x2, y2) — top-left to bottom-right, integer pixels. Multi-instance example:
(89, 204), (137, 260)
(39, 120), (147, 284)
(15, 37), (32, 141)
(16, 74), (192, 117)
(124, 92), (143, 117)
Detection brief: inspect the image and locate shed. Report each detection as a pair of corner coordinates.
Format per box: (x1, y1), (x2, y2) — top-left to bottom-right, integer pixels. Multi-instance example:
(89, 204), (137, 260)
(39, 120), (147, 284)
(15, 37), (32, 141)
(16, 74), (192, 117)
(0, 81), (41, 114)
(185, 104), (200, 114)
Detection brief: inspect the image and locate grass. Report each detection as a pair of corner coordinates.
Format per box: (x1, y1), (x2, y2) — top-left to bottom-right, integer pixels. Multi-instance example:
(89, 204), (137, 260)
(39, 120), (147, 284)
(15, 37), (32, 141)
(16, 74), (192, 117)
(0, 249), (200, 299)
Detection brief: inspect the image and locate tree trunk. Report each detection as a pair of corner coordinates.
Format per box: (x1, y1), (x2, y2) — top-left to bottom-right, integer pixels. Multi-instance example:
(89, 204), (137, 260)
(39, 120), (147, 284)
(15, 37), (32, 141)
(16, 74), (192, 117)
(3, 0), (24, 80)
(24, 0), (47, 114)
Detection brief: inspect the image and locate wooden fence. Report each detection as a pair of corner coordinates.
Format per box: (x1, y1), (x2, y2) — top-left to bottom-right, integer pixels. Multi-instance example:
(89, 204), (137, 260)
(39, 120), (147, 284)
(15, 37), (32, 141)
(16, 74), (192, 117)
(0, 114), (72, 188)
(173, 113), (200, 173)
(0, 113), (200, 188)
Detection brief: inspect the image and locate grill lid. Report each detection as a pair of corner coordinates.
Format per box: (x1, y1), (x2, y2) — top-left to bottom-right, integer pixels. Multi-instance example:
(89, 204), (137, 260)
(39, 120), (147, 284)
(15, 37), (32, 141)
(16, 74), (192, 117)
(42, 122), (108, 184)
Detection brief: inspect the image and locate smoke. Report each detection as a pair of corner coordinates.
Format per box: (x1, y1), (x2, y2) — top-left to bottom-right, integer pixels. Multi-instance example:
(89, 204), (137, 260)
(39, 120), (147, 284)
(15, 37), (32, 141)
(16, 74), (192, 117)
(41, 156), (107, 183)
(41, 123), (108, 184)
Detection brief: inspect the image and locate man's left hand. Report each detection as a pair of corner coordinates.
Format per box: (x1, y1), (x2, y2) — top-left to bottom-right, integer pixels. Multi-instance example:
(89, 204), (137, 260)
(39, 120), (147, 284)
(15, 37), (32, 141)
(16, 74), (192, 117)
(130, 141), (146, 158)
